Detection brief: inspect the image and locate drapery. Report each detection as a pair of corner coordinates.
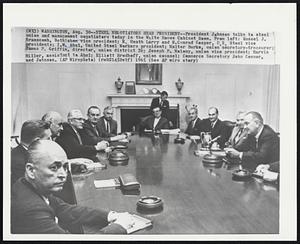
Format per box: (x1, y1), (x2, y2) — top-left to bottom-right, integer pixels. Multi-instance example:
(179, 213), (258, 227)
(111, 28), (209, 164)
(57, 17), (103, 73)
(265, 65), (280, 132)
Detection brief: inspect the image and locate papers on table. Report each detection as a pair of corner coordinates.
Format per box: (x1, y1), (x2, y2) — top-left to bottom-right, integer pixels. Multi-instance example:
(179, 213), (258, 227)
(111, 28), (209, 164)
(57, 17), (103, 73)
(126, 214), (152, 234)
(86, 162), (107, 170)
(94, 178), (120, 189)
(160, 128), (180, 135)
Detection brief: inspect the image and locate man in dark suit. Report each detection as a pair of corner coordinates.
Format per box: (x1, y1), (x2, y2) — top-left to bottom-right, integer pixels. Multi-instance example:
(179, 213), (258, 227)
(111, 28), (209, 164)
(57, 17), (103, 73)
(226, 111), (279, 170)
(82, 106), (127, 145)
(185, 106), (203, 135)
(11, 140), (135, 234)
(41, 111), (64, 141)
(11, 120), (52, 185)
(56, 109), (108, 160)
(225, 111), (255, 152)
(140, 106), (169, 132)
(97, 106), (118, 138)
(150, 91), (170, 119)
(201, 107), (229, 148)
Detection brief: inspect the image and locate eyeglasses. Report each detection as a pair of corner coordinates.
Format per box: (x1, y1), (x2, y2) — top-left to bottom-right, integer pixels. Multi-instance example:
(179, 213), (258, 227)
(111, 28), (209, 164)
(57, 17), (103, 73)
(73, 118), (84, 121)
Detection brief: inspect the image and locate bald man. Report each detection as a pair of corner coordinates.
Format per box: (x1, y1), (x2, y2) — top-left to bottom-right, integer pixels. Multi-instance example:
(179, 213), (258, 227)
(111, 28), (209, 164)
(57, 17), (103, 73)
(225, 111), (255, 152)
(226, 111), (279, 170)
(11, 120), (52, 185)
(42, 111), (64, 140)
(201, 107), (229, 148)
(56, 109), (108, 160)
(11, 140), (134, 234)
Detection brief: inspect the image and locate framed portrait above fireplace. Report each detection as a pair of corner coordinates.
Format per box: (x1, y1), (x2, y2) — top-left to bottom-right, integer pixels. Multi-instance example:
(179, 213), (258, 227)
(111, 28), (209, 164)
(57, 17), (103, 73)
(135, 64), (162, 85)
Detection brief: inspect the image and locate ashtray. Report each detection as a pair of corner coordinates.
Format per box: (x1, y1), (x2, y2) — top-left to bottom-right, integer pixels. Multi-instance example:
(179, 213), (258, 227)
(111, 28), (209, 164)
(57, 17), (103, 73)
(202, 154), (223, 166)
(113, 144), (128, 150)
(232, 169), (251, 180)
(137, 196), (163, 210)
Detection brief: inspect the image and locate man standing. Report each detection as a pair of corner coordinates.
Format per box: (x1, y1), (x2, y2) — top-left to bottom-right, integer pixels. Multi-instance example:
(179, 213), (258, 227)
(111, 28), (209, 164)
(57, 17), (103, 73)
(11, 140), (135, 234)
(140, 106), (169, 132)
(97, 106), (118, 137)
(226, 111), (255, 152)
(185, 106), (203, 136)
(41, 111), (64, 140)
(150, 91), (170, 119)
(201, 107), (229, 148)
(11, 120), (52, 185)
(226, 111), (279, 170)
(56, 109), (108, 160)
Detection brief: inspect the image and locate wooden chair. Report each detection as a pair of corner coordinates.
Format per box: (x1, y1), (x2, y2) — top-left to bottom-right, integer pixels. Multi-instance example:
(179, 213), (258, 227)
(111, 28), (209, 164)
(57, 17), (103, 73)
(53, 170), (84, 234)
(11, 136), (20, 148)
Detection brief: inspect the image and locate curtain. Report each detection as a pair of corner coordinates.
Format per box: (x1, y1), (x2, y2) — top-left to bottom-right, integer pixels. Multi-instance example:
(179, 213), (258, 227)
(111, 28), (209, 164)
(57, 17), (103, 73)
(265, 65), (280, 132)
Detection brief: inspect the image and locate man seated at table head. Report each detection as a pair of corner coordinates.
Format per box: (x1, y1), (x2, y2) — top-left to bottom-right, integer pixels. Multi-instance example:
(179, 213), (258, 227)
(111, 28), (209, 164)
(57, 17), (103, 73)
(11, 139), (135, 234)
(41, 111), (64, 141)
(225, 111), (255, 152)
(201, 107), (229, 148)
(185, 105), (203, 136)
(56, 109), (108, 160)
(140, 105), (169, 132)
(11, 120), (52, 185)
(225, 111), (279, 170)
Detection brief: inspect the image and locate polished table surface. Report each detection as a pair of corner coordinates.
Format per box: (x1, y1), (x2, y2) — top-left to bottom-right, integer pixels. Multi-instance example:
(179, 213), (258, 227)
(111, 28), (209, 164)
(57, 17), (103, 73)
(72, 134), (279, 234)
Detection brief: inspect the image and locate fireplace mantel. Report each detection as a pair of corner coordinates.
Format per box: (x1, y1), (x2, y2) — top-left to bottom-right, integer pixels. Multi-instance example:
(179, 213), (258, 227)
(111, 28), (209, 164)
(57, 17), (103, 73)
(107, 94), (190, 132)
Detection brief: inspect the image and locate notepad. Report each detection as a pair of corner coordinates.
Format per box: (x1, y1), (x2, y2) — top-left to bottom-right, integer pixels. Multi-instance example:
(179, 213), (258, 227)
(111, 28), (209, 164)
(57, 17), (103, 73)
(94, 178), (120, 188)
(160, 128), (180, 135)
(126, 214), (152, 234)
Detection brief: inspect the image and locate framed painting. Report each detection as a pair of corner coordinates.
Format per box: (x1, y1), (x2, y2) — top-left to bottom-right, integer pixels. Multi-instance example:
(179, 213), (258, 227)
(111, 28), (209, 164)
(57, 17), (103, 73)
(135, 64), (162, 85)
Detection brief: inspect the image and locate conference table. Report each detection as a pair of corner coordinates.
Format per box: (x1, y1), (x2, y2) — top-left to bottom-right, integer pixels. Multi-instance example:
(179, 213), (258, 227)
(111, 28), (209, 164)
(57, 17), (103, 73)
(72, 133), (279, 234)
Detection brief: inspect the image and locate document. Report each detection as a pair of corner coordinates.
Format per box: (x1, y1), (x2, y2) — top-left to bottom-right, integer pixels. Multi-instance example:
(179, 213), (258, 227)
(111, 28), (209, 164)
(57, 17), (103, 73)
(94, 178), (120, 188)
(126, 214), (152, 234)
(160, 128), (180, 135)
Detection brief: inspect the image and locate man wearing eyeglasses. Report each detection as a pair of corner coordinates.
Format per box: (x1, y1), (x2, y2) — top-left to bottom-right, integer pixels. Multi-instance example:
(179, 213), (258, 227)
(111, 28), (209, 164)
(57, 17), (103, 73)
(11, 140), (134, 234)
(56, 109), (108, 160)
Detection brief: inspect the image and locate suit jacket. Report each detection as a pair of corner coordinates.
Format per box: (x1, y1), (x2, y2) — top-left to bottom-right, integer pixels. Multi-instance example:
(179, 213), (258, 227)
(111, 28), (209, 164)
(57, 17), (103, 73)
(11, 144), (28, 186)
(56, 123), (97, 160)
(150, 97), (169, 118)
(97, 116), (118, 138)
(11, 178), (126, 234)
(81, 120), (107, 145)
(227, 126), (255, 152)
(242, 125), (280, 168)
(201, 118), (229, 148)
(141, 116), (169, 131)
(185, 117), (203, 135)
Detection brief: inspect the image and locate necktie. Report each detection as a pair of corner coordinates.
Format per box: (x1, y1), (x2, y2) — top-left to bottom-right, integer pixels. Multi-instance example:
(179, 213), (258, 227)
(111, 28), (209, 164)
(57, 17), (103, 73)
(235, 129), (243, 143)
(211, 122), (214, 129)
(75, 130), (82, 145)
(94, 126), (99, 136)
(256, 138), (259, 149)
(106, 121), (110, 133)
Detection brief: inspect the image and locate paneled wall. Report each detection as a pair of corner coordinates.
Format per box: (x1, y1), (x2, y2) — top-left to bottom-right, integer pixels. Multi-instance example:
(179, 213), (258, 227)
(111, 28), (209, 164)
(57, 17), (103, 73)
(11, 63), (279, 135)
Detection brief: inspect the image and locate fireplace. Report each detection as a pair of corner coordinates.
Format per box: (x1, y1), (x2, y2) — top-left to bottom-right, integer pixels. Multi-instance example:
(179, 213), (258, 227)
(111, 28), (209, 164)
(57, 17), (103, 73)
(107, 94), (191, 133)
